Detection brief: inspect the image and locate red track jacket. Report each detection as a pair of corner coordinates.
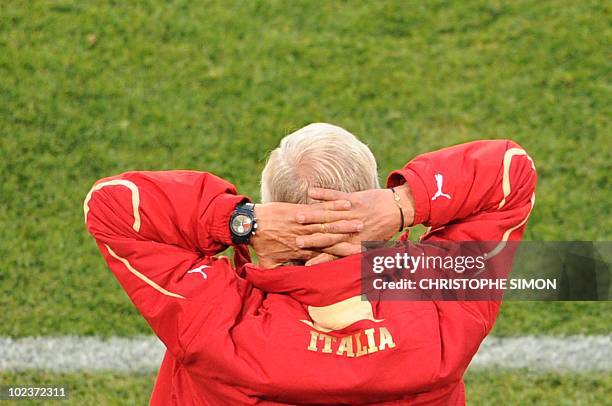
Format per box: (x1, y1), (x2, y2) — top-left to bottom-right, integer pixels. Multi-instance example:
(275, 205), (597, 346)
(84, 140), (536, 405)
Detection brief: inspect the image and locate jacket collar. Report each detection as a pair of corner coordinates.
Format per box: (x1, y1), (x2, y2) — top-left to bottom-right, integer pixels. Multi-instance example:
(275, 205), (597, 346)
(243, 254), (383, 332)
(243, 254), (365, 306)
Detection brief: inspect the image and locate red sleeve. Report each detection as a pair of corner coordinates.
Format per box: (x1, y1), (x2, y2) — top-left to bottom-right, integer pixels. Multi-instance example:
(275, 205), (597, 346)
(387, 139), (536, 241)
(84, 171), (249, 362)
(388, 139), (537, 384)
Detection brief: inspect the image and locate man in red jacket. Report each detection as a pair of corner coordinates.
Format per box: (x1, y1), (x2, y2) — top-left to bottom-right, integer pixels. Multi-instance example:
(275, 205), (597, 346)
(84, 123), (536, 405)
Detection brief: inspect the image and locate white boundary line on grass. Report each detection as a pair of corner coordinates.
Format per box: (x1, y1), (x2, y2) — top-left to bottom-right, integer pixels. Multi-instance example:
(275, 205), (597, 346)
(0, 335), (610, 373)
(470, 335), (612, 372)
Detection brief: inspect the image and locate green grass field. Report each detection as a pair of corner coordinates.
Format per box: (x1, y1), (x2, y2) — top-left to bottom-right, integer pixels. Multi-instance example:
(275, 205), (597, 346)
(1, 370), (610, 405)
(1, 0), (610, 403)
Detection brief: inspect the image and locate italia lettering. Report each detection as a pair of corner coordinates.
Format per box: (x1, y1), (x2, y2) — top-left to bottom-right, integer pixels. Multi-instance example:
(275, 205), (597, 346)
(307, 327), (396, 357)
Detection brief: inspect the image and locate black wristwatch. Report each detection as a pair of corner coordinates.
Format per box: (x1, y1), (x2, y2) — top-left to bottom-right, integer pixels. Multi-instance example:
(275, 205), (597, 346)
(229, 202), (257, 245)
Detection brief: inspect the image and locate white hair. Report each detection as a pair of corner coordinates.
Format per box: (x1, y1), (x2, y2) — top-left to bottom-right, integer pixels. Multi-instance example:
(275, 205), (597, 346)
(261, 123), (380, 203)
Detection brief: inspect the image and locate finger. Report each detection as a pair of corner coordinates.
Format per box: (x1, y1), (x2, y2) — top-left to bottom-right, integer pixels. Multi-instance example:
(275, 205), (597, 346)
(283, 248), (320, 261)
(297, 249), (319, 260)
(322, 242), (362, 257)
(300, 220), (362, 234)
(309, 199), (352, 211)
(308, 188), (350, 202)
(296, 209), (356, 224)
(324, 220), (363, 233)
(296, 233), (349, 249)
(306, 253), (337, 266)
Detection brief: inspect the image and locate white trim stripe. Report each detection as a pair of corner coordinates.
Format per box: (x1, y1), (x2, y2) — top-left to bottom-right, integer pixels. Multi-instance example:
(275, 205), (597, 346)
(486, 193), (536, 259)
(486, 147), (536, 259)
(498, 148), (535, 210)
(105, 244), (185, 299)
(84, 179), (141, 232)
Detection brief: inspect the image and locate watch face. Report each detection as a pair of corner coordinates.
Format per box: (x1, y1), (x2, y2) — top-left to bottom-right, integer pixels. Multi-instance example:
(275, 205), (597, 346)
(231, 214), (253, 236)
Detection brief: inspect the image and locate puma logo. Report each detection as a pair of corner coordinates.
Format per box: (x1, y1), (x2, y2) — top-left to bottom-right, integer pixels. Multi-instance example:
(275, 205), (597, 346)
(187, 265), (210, 279)
(431, 173), (451, 201)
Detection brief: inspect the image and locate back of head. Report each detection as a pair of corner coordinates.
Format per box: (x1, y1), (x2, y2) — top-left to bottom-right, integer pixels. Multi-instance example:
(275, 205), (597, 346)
(261, 123), (380, 203)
